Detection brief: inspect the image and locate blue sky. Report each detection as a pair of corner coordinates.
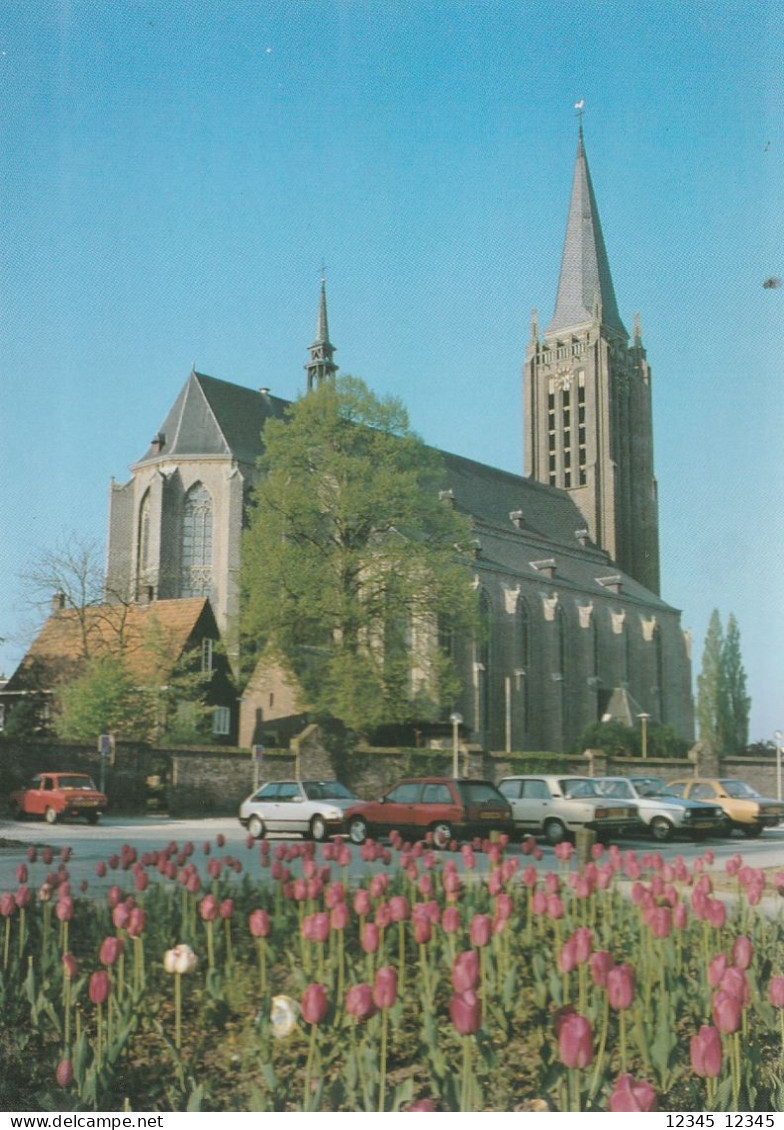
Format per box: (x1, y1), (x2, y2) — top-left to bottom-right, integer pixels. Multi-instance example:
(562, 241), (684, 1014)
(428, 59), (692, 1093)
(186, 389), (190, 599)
(1, 1), (781, 742)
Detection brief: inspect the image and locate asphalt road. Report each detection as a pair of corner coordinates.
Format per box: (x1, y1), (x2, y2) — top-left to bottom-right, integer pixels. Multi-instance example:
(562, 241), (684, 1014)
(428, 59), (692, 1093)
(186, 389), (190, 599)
(1, 813), (782, 897)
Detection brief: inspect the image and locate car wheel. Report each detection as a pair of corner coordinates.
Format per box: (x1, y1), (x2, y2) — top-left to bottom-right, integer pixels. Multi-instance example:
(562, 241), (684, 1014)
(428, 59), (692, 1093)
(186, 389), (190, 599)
(86, 812), (100, 825)
(44, 806), (59, 825)
(310, 815), (327, 842)
(719, 816), (734, 837)
(348, 816), (368, 845)
(431, 822), (453, 850)
(543, 818), (568, 846)
(248, 815), (266, 840)
(650, 816), (673, 842)
(741, 824), (764, 839)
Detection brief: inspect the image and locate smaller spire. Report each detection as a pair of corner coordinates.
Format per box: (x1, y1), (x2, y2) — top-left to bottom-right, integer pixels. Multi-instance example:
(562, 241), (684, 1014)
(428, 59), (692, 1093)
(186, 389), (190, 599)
(305, 274), (338, 391)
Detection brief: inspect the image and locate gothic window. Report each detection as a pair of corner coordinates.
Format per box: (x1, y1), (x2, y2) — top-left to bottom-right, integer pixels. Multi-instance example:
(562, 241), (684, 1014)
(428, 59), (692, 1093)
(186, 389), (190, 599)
(180, 483), (213, 597)
(137, 490), (151, 584)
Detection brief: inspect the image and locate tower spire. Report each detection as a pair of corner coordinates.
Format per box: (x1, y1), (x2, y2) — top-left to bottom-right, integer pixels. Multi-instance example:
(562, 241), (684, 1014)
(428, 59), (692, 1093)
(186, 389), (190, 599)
(305, 274), (338, 391)
(545, 122), (627, 339)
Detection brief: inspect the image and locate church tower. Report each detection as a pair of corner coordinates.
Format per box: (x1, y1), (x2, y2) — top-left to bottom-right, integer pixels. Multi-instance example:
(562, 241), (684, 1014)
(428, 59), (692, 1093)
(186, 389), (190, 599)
(524, 124), (660, 595)
(305, 278), (338, 391)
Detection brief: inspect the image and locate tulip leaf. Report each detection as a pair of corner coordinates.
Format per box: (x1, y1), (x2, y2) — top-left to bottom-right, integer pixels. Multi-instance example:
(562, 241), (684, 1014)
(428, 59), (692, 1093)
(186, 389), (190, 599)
(391, 1077), (414, 1111)
(714, 1076), (733, 1109)
(186, 1083), (205, 1111)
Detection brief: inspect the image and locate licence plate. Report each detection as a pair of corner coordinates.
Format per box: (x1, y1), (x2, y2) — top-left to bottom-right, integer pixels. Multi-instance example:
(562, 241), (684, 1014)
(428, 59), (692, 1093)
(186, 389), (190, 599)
(481, 812), (501, 819)
(606, 808), (628, 818)
(79, 799), (98, 806)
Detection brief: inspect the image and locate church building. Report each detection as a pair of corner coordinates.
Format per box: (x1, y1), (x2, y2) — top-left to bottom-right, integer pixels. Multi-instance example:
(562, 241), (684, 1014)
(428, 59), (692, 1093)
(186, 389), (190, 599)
(104, 127), (694, 752)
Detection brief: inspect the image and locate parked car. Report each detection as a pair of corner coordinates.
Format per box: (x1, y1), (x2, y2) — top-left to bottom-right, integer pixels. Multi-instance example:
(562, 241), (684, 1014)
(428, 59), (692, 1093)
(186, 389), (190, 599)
(497, 774), (639, 845)
(666, 777), (784, 838)
(239, 779), (360, 841)
(343, 778), (514, 848)
(9, 772), (107, 825)
(593, 776), (724, 842)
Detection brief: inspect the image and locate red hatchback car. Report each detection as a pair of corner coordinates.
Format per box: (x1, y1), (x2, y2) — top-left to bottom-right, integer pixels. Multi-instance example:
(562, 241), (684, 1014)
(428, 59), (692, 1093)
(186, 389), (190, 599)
(9, 772), (107, 825)
(343, 777), (514, 848)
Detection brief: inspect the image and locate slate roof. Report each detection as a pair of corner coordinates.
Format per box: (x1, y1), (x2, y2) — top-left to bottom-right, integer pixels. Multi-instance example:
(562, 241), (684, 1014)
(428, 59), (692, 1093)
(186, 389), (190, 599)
(136, 372), (289, 467)
(546, 129), (628, 339)
(5, 598), (214, 692)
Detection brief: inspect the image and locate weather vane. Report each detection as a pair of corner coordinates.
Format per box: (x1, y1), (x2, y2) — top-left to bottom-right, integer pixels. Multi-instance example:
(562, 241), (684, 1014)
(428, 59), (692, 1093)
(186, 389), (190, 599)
(574, 99), (585, 126)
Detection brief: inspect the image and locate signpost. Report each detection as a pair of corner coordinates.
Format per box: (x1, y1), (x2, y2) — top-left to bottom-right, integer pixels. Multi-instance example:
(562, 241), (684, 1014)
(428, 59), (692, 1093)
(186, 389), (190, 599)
(98, 734), (114, 795)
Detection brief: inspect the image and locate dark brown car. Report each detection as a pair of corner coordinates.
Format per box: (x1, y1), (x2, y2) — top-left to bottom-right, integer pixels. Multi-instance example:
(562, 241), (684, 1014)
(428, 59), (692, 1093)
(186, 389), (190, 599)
(343, 777), (514, 848)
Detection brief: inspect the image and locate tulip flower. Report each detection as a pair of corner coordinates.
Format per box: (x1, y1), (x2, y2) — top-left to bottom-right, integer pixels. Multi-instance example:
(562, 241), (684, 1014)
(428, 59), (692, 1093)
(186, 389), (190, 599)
(712, 989), (741, 1034)
(469, 914), (492, 948)
(558, 1012), (593, 1068)
(56, 1059), (74, 1088)
(607, 964), (635, 1010)
(408, 1099), (437, 1111)
(558, 937), (578, 974)
(590, 950), (615, 988)
(450, 988), (482, 1035)
(769, 975), (784, 1008)
(608, 1073), (657, 1112)
(345, 982), (376, 1021)
(414, 916), (431, 945)
(452, 949), (480, 992)
(719, 966), (749, 1005)
(708, 953), (728, 988)
(361, 922), (379, 954)
(373, 965), (397, 1010)
(690, 1025), (722, 1077)
(354, 889), (371, 917)
(442, 907), (461, 934)
(731, 936), (753, 971)
(301, 982), (329, 1025)
(99, 935), (124, 967)
(89, 969), (109, 1004)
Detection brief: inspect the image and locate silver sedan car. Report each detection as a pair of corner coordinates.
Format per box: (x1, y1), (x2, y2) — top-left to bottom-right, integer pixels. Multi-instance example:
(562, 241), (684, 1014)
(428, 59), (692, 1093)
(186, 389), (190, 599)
(238, 779), (360, 841)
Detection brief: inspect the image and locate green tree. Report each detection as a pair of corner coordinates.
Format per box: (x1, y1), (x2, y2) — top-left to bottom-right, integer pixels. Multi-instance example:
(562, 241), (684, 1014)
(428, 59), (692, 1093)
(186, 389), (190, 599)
(722, 613), (751, 754)
(696, 609), (725, 750)
(56, 654), (154, 742)
(241, 376), (478, 737)
(574, 719), (688, 759)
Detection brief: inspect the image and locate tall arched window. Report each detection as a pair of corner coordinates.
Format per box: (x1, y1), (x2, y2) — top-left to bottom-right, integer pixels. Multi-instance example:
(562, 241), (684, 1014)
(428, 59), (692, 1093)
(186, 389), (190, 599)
(180, 483), (213, 597)
(137, 490), (151, 590)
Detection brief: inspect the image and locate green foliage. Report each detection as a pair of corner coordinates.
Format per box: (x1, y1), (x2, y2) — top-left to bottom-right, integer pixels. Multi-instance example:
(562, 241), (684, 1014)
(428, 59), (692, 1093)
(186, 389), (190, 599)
(241, 376), (478, 737)
(696, 609), (752, 755)
(574, 719), (689, 759)
(56, 655), (154, 742)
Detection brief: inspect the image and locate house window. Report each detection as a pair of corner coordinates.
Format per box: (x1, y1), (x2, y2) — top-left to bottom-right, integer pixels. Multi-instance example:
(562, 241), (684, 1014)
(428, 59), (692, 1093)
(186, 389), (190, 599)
(201, 638), (215, 674)
(212, 706), (231, 736)
(180, 483), (213, 597)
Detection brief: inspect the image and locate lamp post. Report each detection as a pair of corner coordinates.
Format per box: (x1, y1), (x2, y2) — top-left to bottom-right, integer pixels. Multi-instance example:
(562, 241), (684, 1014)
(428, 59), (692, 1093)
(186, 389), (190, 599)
(637, 712), (651, 760)
(450, 712), (463, 779)
(775, 731), (782, 802)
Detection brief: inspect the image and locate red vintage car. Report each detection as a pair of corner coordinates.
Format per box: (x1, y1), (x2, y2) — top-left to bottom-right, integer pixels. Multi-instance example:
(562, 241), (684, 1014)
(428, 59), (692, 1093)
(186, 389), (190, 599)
(343, 777), (515, 848)
(9, 772), (107, 825)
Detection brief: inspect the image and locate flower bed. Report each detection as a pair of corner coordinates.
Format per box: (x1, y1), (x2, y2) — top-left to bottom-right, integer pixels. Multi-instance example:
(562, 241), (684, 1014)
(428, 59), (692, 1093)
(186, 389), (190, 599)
(0, 832), (782, 1112)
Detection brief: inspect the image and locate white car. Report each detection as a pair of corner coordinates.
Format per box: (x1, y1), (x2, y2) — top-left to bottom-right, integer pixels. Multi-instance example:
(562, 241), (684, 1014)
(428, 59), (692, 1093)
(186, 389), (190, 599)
(593, 776), (724, 842)
(497, 774), (639, 845)
(239, 779), (360, 841)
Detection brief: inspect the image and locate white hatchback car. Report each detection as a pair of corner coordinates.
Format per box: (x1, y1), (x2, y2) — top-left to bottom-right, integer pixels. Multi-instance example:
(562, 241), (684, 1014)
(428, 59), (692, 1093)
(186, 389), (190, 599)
(593, 776), (724, 842)
(239, 779), (360, 841)
(497, 774), (639, 845)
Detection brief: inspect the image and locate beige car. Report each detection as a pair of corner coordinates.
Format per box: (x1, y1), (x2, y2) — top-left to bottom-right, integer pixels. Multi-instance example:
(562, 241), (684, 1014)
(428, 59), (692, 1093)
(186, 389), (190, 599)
(667, 777), (784, 838)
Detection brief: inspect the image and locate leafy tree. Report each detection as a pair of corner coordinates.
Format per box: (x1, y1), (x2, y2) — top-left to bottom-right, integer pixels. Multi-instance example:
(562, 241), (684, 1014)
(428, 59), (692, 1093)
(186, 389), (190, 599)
(696, 609), (725, 751)
(722, 613), (751, 754)
(56, 655), (154, 742)
(696, 609), (752, 755)
(241, 376), (478, 737)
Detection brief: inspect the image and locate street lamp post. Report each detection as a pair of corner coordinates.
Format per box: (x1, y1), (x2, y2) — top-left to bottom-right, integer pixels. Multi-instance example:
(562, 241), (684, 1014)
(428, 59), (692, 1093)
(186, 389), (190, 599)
(775, 731), (782, 803)
(637, 713), (651, 760)
(450, 712), (463, 779)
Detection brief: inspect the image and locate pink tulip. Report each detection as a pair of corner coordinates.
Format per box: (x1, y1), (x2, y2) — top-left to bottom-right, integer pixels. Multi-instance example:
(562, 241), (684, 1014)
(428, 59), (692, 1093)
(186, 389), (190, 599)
(712, 989), (741, 1033)
(523, 864), (538, 888)
(55, 897), (73, 922)
(42, 848), (53, 865)
(546, 895), (565, 920)
(325, 882), (346, 909)
(62, 952), (78, 978)
(732, 936), (753, 970)
(558, 1012), (593, 1068)
(449, 989), (482, 1035)
(708, 953), (728, 988)
(608, 1073), (658, 1112)
(558, 937), (578, 974)
(607, 964), (635, 1010)
(373, 966), (397, 1010)
(545, 872), (560, 894)
(345, 982), (376, 1021)
(310, 912), (330, 943)
(249, 909), (270, 938)
(690, 1025), (723, 1077)
(0, 893), (15, 918)
(590, 950), (615, 988)
(573, 926), (593, 965)
(56, 1059), (74, 1087)
(469, 913), (492, 948)
(353, 889), (371, 917)
(441, 906), (461, 934)
(361, 922), (380, 954)
(719, 966), (749, 1005)
(706, 899), (726, 929)
(331, 903), (349, 931)
(452, 950), (480, 992)
(414, 916), (432, 944)
(89, 970), (109, 1005)
(15, 863), (28, 884)
(112, 903), (131, 930)
(301, 983), (329, 1025)
(99, 935), (123, 966)
(531, 890), (547, 915)
(199, 894), (219, 921)
(408, 1099), (437, 1111)
(26, 846), (37, 863)
(375, 902), (392, 930)
(768, 976), (784, 1008)
(127, 907), (147, 937)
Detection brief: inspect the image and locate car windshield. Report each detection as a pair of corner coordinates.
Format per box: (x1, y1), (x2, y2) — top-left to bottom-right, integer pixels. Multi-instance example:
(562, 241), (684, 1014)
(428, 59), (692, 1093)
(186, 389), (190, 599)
(596, 780), (634, 800)
(458, 781), (505, 804)
(631, 777), (673, 798)
(560, 778), (600, 798)
(58, 776), (97, 790)
(720, 780), (761, 799)
(302, 781), (358, 801)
